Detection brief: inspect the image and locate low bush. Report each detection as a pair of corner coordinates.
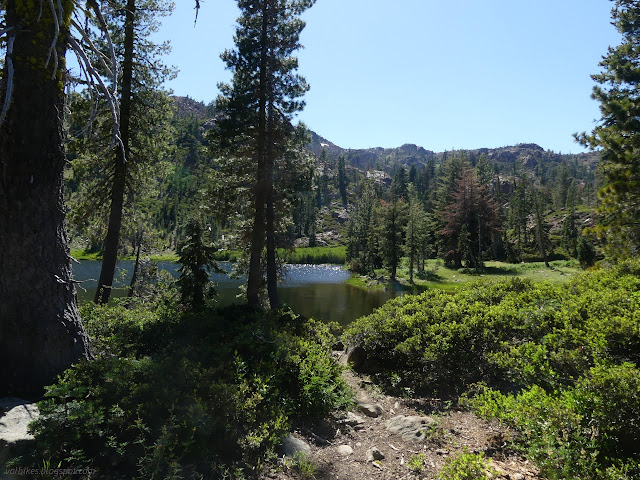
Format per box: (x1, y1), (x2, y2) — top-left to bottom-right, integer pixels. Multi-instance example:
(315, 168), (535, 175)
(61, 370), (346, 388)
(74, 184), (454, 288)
(465, 363), (640, 479)
(22, 304), (351, 478)
(344, 261), (640, 478)
(437, 450), (495, 480)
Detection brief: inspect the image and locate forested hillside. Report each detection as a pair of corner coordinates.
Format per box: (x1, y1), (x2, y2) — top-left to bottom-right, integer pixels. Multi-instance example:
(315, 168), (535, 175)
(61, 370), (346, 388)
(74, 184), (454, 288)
(65, 94), (602, 273)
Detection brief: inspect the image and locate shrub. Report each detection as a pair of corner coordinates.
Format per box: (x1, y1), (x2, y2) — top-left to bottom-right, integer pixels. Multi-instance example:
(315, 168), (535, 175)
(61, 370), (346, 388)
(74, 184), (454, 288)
(25, 305), (351, 478)
(464, 364), (640, 479)
(438, 450), (494, 480)
(346, 261), (640, 478)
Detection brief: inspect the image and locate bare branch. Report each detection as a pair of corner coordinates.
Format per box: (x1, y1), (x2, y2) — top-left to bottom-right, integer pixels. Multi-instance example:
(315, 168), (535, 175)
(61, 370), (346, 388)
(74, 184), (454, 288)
(0, 26), (14, 37)
(68, 35), (124, 159)
(45, 0), (60, 75)
(70, 18), (114, 79)
(83, 0), (119, 98)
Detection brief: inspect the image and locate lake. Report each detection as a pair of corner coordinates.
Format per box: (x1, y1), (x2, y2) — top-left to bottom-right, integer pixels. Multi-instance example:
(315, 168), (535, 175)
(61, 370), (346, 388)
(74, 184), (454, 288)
(73, 261), (396, 325)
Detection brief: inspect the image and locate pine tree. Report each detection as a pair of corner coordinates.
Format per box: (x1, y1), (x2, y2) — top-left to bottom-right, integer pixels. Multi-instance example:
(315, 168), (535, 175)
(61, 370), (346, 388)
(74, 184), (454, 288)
(405, 184), (427, 283)
(0, 1), (92, 394)
(380, 198), (408, 280)
(211, 0), (315, 308)
(391, 166), (408, 200)
(66, 0), (176, 304)
(508, 175), (532, 261)
(576, 0), (640, 258)
(177, 218), (220, 310)
(532, 187), (551, 267)
(337, 155), (348, 205)
(562, 185), (579, 258)
(440, 165), (500, 269)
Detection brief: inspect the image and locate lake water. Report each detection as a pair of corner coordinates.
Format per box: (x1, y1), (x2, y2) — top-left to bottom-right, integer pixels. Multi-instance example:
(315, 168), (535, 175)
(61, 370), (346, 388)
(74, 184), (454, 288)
(73, 261), (396, 325)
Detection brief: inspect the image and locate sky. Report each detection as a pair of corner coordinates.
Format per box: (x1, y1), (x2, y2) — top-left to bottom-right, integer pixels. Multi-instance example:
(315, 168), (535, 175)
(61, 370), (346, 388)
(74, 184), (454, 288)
(155, 0), (621, 154)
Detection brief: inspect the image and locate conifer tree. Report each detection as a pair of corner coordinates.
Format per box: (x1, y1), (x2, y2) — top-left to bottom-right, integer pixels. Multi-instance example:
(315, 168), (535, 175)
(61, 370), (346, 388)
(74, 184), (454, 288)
(177, 218), (220, 309)
(211, 0), (315, 308)
(337, 155), (348, 205)
(0, 0), (91, 394)
(440, 165), (500, 268)
(380, 198), (408, 280)
(70, 0), (176, 304)
(405, 184), (427, 283)
(576, 0), (640, 258)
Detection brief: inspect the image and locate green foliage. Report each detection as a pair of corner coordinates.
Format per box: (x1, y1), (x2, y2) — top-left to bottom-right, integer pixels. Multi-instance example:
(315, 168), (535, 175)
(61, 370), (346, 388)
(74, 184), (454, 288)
(27, 304), (350, 478)
(437, 450), (494, 480)
(465, 364), (640, 479)
(280, 246), (347, 265)
(577, 235), (597, 268)
(576, 0), (640, 259)
(407, 453), (426, 473)
(176, 218), (221, 309)
(280, 452), (318, 479)
(346, 262), (640, 478)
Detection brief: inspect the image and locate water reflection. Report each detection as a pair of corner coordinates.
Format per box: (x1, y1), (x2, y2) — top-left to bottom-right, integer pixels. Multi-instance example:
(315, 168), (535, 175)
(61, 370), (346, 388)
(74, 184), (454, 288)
(73, 261), (395, 325)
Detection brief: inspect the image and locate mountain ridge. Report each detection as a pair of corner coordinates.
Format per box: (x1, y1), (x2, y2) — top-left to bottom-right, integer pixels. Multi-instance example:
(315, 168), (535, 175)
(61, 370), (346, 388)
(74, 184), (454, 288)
(171, 95), (601, 170)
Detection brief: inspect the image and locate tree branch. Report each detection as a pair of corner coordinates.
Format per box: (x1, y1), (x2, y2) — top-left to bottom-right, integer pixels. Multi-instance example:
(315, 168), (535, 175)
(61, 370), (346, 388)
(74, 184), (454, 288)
(44, 0), (60, 75)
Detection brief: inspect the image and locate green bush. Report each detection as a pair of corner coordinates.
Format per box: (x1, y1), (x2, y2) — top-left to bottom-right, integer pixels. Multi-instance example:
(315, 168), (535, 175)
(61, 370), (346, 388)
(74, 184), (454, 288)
(438, 450), (494, 480)
(25, 305), (351, 478)
(465, 364), (640, 479)
(345, 261), (640, 478)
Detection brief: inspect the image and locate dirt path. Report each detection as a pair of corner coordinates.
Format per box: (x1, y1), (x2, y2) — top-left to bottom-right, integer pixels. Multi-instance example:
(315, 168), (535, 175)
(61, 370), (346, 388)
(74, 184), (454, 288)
(263, 356), (543, 480)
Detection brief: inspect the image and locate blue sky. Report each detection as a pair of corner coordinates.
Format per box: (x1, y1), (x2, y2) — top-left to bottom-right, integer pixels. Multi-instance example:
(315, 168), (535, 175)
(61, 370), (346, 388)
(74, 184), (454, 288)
(156, 0), (621, 154)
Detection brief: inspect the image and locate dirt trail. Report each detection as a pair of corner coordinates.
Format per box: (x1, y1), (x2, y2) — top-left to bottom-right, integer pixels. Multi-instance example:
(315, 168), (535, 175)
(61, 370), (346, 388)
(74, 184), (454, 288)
(263, 356), (543, 480)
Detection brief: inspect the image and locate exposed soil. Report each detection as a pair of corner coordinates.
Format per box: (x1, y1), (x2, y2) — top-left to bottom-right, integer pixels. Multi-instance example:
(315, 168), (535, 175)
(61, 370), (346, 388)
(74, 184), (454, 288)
(261, 354), (544, 480)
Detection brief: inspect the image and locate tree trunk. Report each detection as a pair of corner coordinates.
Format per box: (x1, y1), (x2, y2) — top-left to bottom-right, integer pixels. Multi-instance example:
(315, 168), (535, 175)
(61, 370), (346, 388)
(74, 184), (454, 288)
(95, 0), (136, 304)
(128, 240), (142, 297)
(246, 0), (270, 307)
(265, 96), (279, 308)
(0, 1), (91, 395)
(533, 190), (550, 268)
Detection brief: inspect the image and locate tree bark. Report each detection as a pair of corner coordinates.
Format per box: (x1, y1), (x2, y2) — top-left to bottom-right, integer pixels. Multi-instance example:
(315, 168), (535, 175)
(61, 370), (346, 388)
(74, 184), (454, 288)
(95, 0), (136, 304)
(246, 0), (271, 307)
(0, 1), (90, 395)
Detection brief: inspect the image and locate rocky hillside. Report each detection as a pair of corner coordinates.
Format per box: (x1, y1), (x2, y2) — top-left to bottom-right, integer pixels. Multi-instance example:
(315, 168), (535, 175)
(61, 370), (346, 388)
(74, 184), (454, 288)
(172, 95), (601, 173)
(308, 130), (600, 172)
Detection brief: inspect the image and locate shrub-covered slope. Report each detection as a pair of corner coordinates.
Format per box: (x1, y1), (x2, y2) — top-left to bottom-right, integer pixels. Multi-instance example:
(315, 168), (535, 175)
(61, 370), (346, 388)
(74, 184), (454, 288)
(21, 304), (350, 478)
(345, 262), (640, 479)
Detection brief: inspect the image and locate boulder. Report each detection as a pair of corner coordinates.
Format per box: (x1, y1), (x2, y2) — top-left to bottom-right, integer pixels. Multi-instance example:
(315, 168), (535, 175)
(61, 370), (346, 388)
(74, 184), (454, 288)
(385, 415), (436, 443)
(336, 444), (353, 456)
(279, 434), (311, 458)
(342, 412), (366, 428)
(0, 398), (39, 467)
(366, 447), (385, 462)
(346, 345), (366, 369)
(358, 403), (383, 418)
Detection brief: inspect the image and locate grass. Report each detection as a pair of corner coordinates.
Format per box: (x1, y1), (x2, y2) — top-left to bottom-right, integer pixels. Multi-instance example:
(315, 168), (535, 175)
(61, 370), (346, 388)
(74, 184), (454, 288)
(351, 259), (582, 293)
(281, 245), (347, 265)
(71, 249), (179, 262)
(71, 246), (347, 265)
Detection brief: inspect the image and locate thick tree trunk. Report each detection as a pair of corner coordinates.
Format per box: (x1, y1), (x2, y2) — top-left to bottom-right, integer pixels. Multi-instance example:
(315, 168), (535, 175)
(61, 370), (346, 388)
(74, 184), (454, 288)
(265, 97), (279, 308)
(95, 0), (135, 304)
(246, 0), (270, 307)
(0, 1), (90, 395)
